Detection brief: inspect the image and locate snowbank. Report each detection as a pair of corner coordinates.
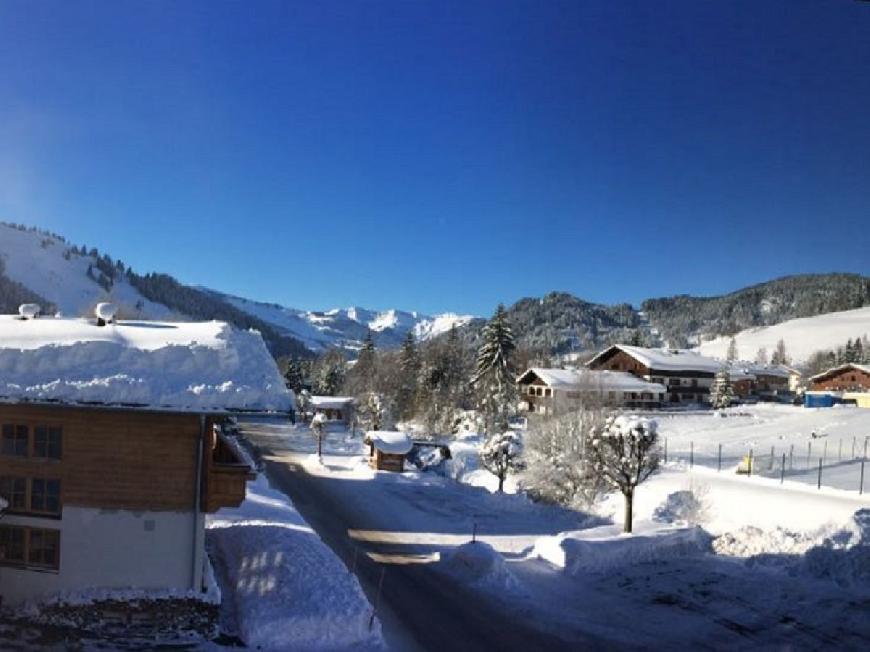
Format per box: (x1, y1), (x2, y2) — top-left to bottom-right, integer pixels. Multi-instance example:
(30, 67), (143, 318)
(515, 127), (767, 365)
(207, 476), (383, 651)
(0, 318), (292, 412)
(533, 526), (711, 575)
(713, 508), (870, 587)
(438, 542), (521, 593)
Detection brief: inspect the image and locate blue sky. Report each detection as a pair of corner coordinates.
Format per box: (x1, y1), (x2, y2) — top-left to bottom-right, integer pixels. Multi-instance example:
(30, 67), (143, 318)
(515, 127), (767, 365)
(1, 1), (868, 316)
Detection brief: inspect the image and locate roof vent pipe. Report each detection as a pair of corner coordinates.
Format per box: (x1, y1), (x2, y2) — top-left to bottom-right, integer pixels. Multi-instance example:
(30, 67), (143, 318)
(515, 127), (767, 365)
(18, 304), (41, 320)
(95, 302), (118, 327)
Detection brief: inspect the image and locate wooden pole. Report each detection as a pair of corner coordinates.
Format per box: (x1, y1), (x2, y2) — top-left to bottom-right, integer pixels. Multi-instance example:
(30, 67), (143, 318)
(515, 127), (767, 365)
(817, 457), (823, 490)
(780, 453), (786, 484)
(748, 448), (753, 477)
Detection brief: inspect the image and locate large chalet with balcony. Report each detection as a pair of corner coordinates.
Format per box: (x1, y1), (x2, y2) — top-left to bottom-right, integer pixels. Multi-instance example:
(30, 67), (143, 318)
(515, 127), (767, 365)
(0, 305), (292, 606)
(586, 345), (792, 405)
(586, 345), (724, 405)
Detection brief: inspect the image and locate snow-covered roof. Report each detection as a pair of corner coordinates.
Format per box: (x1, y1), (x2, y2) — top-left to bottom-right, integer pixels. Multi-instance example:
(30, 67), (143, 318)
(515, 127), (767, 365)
(0, 316), (293, 412)
(809, 363), (870, 382)
(727, 361), (792, 380)
(310, 396), (355, 409)
(518, 368), (666, 394)
(364, 431), (413, 455)
(588, 345), (724, 373)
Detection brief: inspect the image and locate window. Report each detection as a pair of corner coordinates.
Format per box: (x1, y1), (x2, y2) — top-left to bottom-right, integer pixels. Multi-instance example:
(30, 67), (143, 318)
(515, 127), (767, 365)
(30, 479), (61, 515)
(28, 528), (60, 569)
(0, 477), (26, 511)
(0, 526), (26, 563)
(544, 388), (552, 397)
(0, 526), (60, 570)
(1, 424), (28, 456)
(0, 477), (62, 516)
(34, 425), (62, 459)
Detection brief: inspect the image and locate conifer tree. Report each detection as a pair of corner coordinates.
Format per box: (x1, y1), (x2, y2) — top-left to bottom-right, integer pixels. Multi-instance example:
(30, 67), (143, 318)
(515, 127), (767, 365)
(709, 368), (735, 409)
(771, 338), (789, 366)
(473, 305), (518, 434)
(727, 337), (739, 362)
(283, 358), (306, 393)
(396, 331), (419, 421)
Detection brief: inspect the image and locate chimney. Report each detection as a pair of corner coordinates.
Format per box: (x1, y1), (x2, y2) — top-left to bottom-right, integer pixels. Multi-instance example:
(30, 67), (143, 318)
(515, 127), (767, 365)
(94, 302), (118, 327)
(18, 304), (41, 320)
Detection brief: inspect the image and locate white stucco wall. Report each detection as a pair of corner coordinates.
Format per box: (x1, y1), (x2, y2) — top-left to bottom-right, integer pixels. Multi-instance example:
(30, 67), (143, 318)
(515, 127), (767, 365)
(0, 507), (205, 606)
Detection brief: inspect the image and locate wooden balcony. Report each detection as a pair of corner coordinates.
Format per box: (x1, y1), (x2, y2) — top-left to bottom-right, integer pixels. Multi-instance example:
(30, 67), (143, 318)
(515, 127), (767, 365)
(203, 431), (254, 513)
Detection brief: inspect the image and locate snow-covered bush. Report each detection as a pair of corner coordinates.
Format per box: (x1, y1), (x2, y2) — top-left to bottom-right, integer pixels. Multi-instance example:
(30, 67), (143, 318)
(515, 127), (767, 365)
(653, 485), (710, 526)
(524, 407), (608, 509)
(590, 416), (660, 533)
(480, 430), (524, 493)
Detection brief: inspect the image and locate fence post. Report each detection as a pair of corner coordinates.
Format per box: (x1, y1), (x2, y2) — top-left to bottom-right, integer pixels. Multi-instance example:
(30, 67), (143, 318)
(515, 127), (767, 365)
(861, 459), (865, 495)
(780, 453), (786, 484)
(718, 443), (722, 472)
(807, 441), (812, 470)
(690, 441), (694, 469)
(817, 457), (823, 490)
(769, 445), (775, 471)
(864, 436), (868, 459)
(748, 448), (753, 477)
(789, 444), (794, 470)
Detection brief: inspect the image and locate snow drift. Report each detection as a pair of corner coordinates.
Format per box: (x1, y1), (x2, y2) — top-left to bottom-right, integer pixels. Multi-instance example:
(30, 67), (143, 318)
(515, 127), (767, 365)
(534, 526), (712, 575)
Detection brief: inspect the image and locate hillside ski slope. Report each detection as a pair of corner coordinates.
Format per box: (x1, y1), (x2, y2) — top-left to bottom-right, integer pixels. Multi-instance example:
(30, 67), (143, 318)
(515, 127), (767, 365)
(698, 306), (870, 365)
(0, 223), (175, 319)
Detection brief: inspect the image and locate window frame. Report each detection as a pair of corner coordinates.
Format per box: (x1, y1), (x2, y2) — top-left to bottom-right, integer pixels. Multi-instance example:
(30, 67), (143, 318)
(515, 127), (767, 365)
(0, 524), (60, 571)
(1, 424), (29, 457)
(33, 425), (63, 460)
(0, 476), (62, 518)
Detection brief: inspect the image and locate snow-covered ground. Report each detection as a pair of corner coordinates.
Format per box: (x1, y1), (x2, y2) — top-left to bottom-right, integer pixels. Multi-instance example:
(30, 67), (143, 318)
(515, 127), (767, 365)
(698, 306), (870, 364)
(240, 414), (870, 649)
(653, 404), (870, 492)
(206, 474), (385, 651)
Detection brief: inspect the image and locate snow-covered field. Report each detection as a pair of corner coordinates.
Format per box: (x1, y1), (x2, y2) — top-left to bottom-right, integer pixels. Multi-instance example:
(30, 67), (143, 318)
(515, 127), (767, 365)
(698, 306), (870, 364)
(654, 404), (870, 493)
(206, 474), (385, 651)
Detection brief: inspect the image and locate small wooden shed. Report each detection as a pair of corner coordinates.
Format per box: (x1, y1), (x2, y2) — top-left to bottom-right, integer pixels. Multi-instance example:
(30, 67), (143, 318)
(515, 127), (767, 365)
(364, 431), (413, 472)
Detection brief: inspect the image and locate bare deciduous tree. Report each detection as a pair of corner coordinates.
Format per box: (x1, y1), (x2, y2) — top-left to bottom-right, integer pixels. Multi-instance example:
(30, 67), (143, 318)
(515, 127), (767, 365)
(590, 416), (660, 533)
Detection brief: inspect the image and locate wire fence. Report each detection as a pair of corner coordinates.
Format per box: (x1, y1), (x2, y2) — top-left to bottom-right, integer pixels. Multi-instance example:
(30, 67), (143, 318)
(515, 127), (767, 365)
(663, 435), (870, 495)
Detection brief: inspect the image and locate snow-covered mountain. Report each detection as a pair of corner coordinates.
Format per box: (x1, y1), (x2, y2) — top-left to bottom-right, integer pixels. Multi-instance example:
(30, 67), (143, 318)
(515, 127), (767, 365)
(0, 223), (177, 319)
(0, 222), (474, 355)
(210, 290), (476, 352)
(697, 306), (870, 366)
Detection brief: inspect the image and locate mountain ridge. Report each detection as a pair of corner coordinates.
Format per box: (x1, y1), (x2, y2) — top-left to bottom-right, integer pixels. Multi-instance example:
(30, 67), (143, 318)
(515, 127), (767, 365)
(1, 222), (867, 359)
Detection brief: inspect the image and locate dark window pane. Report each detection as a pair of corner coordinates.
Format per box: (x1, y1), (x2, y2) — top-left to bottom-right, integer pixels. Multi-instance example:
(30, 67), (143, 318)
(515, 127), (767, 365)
(28, 529), (60, 568)
(30, 479), (61, 514)
(0, 526), (26, 563)
(1, 424), (28, 457)
(34, 426), (62, 460)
